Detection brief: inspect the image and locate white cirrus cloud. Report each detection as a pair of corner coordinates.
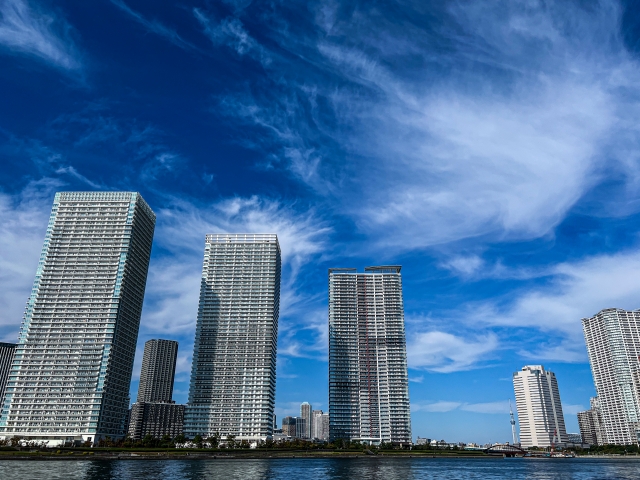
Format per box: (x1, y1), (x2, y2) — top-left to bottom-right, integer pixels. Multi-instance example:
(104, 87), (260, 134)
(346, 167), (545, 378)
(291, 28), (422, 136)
(412, 400), (510, 415)
(0, 0), (80, 70)
(407, 331), (499, 373)
(216, 1), (640, 253)
(0, 178), (63, 342)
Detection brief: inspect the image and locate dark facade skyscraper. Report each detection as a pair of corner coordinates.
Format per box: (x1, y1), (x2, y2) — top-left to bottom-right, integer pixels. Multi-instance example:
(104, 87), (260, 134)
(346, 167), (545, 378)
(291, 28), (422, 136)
(0, 343), (16, 409)
(0, 192), (155, 446)
(185, 234), (281, 443)
(137, 339), (178, 403)
(328, 266), (412, 445)
(128, 339), (183, 440)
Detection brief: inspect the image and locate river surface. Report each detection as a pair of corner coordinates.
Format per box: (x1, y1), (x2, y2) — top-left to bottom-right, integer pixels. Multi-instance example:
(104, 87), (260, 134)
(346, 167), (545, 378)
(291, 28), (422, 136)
(0, 457), (639, 479)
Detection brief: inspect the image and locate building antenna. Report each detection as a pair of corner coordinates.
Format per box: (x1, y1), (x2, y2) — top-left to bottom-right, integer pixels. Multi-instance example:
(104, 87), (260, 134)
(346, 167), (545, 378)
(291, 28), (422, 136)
(509, 400), (518, 445)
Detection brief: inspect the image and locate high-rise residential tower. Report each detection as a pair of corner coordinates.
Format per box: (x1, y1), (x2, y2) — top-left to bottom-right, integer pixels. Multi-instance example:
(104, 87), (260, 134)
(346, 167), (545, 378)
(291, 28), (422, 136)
(137, 339), (178, 403)
(0, 192), (155, 446)
(577, 397), (605, 446)
(582, 308), (640, 445)
(513, 365), (568, 448)
(300, 402), (311, 439)
(328, 266), (412, 445)
(185, 234), (281, 443)
(0, 343), (16, 409)
(312, 410), (329, 440)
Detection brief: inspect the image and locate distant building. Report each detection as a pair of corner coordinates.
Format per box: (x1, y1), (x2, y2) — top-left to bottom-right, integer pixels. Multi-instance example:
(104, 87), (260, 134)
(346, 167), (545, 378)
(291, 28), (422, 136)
(128, 402), (185, 440)
(567, 433), (583, 444)
(300, 402), (312, 439)
(328, 266), (412, 445)
(185, 234), (281, 442)
(0, 343), (16, 410)
(415, 437), (431, 446)
(312, 410), (329, 440)
(128, 339), (183, 440)
(583, 308), (640, 445)
(0, 192), (156, 446)
(282, 416), (296, 437)
(577, 397), (606, 446)
(296, 417), (307, 439)
(513, 365), (568, 448)
(137, 339), (178, 403)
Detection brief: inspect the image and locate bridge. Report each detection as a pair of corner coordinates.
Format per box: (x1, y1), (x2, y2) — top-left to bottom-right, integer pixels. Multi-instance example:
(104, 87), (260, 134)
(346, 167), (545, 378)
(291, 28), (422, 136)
(484, 443), (527, 457)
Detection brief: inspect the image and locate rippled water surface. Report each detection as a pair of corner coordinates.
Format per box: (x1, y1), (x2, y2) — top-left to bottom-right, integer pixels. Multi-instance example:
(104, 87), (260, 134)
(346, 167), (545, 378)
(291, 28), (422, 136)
(1, 457), (639, 480)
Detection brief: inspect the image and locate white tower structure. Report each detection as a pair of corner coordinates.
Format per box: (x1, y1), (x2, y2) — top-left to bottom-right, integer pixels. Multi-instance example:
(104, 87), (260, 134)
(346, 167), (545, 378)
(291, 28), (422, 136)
(185, 234), (281, 442)
(512, 365), (568, 448)
(0, 192), (155, 445)
(328, 266), (411, 445)
(509, 400), (518, 445)
(582, 308), (640, 445)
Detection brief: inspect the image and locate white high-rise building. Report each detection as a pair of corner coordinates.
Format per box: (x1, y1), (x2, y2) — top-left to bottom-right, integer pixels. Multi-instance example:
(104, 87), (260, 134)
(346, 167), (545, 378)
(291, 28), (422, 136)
(185, 234), (281, 442)
(512, 365), (568, 448)
(0, 192), (155, 445)
(328, 266), (411, 445)
(312, 410), (329, 440)
(300, 402), (311, 439)
(582, 308), (640, 445)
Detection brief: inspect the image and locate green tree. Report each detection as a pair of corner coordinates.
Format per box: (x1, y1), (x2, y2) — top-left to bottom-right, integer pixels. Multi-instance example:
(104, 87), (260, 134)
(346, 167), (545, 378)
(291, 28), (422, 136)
(226, 434), (236, 449)
(193, 434), (203, 449)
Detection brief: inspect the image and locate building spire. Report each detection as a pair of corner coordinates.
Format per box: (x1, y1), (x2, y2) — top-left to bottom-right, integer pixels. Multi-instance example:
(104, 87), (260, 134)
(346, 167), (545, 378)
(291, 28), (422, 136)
(509, 400), (518, 445)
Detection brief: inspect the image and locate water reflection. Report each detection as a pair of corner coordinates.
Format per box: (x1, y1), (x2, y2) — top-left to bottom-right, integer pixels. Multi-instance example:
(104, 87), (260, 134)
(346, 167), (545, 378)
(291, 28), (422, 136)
(0, 457), (639, 480)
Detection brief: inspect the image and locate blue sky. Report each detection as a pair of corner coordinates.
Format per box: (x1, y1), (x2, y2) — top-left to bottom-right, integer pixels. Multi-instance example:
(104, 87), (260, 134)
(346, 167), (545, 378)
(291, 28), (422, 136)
(2, 0), (640, 444)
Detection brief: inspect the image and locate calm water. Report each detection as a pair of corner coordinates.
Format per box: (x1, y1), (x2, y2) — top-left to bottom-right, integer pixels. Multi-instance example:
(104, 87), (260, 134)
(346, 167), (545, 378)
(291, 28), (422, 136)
(0, 457), (639, 479)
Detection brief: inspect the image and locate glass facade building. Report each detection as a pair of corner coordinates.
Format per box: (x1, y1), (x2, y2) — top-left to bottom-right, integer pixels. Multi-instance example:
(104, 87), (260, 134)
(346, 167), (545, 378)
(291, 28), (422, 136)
(0, 343), (16, 411)
(136, 339), (178, 403)
(185, 233), (281, 442)
(583, 308), (640, 445)
(0, 192), (155, 445)
(328, 266), (412, 445)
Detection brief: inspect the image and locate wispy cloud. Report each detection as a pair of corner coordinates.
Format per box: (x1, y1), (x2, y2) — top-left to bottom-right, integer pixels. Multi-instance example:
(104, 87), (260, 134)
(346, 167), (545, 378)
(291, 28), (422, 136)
(194, 8), (270, 65)
(407, 330), (499, 373)
(463, 250), (640, 362)
(0, 179), (63, 342)
(0, 0), (81, 70)
(412, 400), (509, 415)
(212, 0), (640, 253)
(110, 0), (198, 51)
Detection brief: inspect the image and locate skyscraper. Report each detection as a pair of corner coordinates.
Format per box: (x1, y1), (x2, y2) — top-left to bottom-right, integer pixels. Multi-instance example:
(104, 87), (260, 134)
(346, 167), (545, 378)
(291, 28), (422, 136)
(300, 402), (311, 439)
(185, 234), (281, 443)
(312, 410), (329, 440)
(512, 365), (568, 448)
(582, 308), (640, 445)
(128, 339), (183, 440)
(328, 266), (412, 445)
(0, 192), (155, 446)
(137, 339), (178, 403)
(0, 343), (16, 408)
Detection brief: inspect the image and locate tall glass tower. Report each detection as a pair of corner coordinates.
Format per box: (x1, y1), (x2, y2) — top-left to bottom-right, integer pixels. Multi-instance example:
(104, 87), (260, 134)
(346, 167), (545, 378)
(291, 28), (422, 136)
(328, 266), (412, 445)
(136, 339), (178, 403)
(185, 234), (281, 443)
(583, 308), (640, 445)
(0, 192), (155, 446)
